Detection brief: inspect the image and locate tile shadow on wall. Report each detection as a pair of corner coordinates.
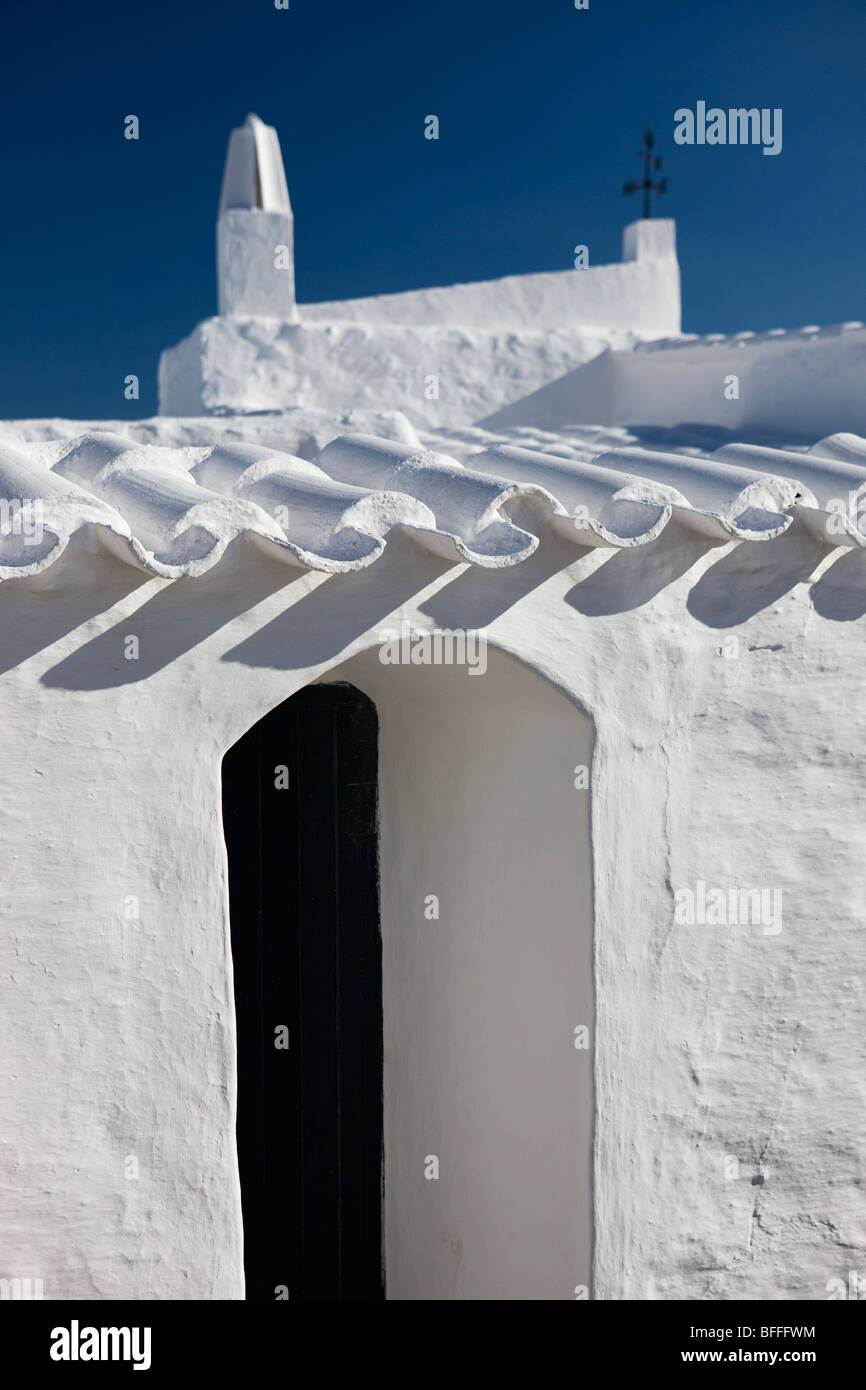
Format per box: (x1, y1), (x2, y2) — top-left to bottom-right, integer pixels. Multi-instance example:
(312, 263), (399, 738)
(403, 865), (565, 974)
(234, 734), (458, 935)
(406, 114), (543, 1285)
(809, 547), (866, 621)
(223, 533), (453, 671)
(687, 526), (834, 628)
(566, 522), (713, 618)
(40, 537), (304, 690)
(418, 529), (589, 630)
(0, 531), (150, 676)
(33, 519), (856, 693)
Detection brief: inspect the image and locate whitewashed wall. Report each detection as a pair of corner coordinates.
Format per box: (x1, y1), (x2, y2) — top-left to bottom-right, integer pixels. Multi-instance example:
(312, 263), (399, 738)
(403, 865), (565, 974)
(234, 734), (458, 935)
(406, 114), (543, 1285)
(301, 221), (680, 335)
(556, 326), (866, 438)
(0, 517), (864, 1299)
(158, 317), (638, 429)
(159, 221), (680, 426)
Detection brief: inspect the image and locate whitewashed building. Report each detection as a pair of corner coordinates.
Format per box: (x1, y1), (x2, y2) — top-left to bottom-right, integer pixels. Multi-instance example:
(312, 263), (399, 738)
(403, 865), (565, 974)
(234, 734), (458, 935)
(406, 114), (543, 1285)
(1, 115), (863, 1303)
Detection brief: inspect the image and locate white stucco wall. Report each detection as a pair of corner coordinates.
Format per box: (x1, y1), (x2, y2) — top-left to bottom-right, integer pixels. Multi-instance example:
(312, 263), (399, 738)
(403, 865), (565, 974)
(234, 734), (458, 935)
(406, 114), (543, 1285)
(158, 220), (680, 426)
(157, 317), (641, 428)
(301, 220), (680, 336)
(611, 326), (866, 438)
(1, 512), (864, 1299)
(217, 211), (297, 320)
(515, 324), (866, 436)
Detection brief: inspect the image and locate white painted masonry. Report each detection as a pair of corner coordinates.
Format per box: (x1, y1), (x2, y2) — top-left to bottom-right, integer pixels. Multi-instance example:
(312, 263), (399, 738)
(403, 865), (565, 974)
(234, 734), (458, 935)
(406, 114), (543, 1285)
(160, 113), (681, 425)
(530, 324), (866, 438)
(217, 115), (297, 321)
(163, 113), (866, 444)
(301, 218), (680, 334)
(2, 109), (865, 1305)
(0, 425), (864, 1300)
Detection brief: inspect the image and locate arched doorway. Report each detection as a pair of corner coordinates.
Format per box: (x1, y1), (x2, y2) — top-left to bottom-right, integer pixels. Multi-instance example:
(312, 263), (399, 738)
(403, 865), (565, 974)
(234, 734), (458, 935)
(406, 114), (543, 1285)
(327, 645), (595, 1301)
(223, 647), (594, 1301)
(222, 683), (384, 1301)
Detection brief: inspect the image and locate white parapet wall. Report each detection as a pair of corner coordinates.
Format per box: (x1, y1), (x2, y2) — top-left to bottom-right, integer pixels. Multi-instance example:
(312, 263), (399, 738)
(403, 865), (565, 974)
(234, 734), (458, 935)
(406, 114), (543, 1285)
(588, 324), (866, 436)
(487, 322), (866, 437)
(159, 220), (680, 425)
(158, 317), (642, 427)
(163, 112), (680, 424)
(300, 219), (680, 335)
(607, 324), (866, 436)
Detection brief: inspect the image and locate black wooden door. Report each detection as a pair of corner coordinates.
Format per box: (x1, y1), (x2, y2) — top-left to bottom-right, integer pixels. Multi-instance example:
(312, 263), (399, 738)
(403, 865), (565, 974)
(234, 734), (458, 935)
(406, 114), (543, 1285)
(222, 682), (384, 1301)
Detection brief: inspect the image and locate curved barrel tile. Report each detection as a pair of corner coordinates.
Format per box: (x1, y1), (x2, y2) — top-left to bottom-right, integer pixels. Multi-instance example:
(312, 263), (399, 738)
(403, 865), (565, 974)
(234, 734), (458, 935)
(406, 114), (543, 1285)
(316, 435), (542, 566)
(600, 446), (797, 541)
(51, 433), (286, 577)
(0, 442), (134, 579)
(713, 442), (866, 547)
(193, 442), (439, 571)
(471, 443), (672, 547)
(3, 428), (866, 582)
(809, 433), (866, 467)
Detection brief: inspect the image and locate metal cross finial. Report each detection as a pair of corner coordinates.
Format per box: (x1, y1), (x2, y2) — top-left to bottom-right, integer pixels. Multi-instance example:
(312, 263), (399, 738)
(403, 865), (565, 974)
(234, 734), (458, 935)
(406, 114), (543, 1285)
(623, 127), (669, 219)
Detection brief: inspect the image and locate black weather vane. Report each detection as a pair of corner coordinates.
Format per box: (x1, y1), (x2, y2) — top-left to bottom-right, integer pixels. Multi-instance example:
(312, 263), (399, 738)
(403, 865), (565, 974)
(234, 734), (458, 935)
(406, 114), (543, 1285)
(623, 128), (668, 219)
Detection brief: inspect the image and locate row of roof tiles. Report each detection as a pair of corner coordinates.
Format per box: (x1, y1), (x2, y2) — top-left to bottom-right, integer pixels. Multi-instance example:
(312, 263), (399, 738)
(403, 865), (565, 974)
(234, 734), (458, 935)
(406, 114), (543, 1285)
(1, 430), (866, 581)
(634, 322), (866, 354)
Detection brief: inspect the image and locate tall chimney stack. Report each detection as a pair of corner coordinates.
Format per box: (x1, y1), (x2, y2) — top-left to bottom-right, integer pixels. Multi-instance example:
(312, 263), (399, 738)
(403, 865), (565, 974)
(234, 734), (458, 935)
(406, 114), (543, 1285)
(217, 113), (297, 320)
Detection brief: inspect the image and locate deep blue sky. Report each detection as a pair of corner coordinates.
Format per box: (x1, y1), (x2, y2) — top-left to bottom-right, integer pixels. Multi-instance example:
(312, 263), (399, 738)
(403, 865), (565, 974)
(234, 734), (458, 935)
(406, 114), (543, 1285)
(1, 0), (863, 418)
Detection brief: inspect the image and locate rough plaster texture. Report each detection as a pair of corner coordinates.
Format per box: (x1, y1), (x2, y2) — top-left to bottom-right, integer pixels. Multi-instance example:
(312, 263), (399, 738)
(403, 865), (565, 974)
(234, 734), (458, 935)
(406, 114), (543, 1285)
(216, 114), (297, 320)
(217, 210), (297, 321)
(4, 102), (863, 1304)
(159, 217), (679, 426)
(158, 316), (642, 428)
(165, 116), (680, 426)
(1, 461), (865, 1297)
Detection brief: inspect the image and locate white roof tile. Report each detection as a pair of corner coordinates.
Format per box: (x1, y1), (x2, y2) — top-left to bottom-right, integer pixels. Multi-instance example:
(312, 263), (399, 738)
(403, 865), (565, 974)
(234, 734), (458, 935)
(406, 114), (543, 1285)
(1, 429), (865, 581)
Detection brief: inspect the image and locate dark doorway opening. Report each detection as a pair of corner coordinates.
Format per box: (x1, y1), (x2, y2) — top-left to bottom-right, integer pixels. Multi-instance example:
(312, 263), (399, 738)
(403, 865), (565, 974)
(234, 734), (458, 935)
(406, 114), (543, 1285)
(222, 683), (384, 1301)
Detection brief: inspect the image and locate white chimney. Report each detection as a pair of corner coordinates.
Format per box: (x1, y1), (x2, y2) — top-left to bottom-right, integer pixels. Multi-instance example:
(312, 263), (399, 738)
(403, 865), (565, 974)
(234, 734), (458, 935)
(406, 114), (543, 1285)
(217, 114), (297, 320)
